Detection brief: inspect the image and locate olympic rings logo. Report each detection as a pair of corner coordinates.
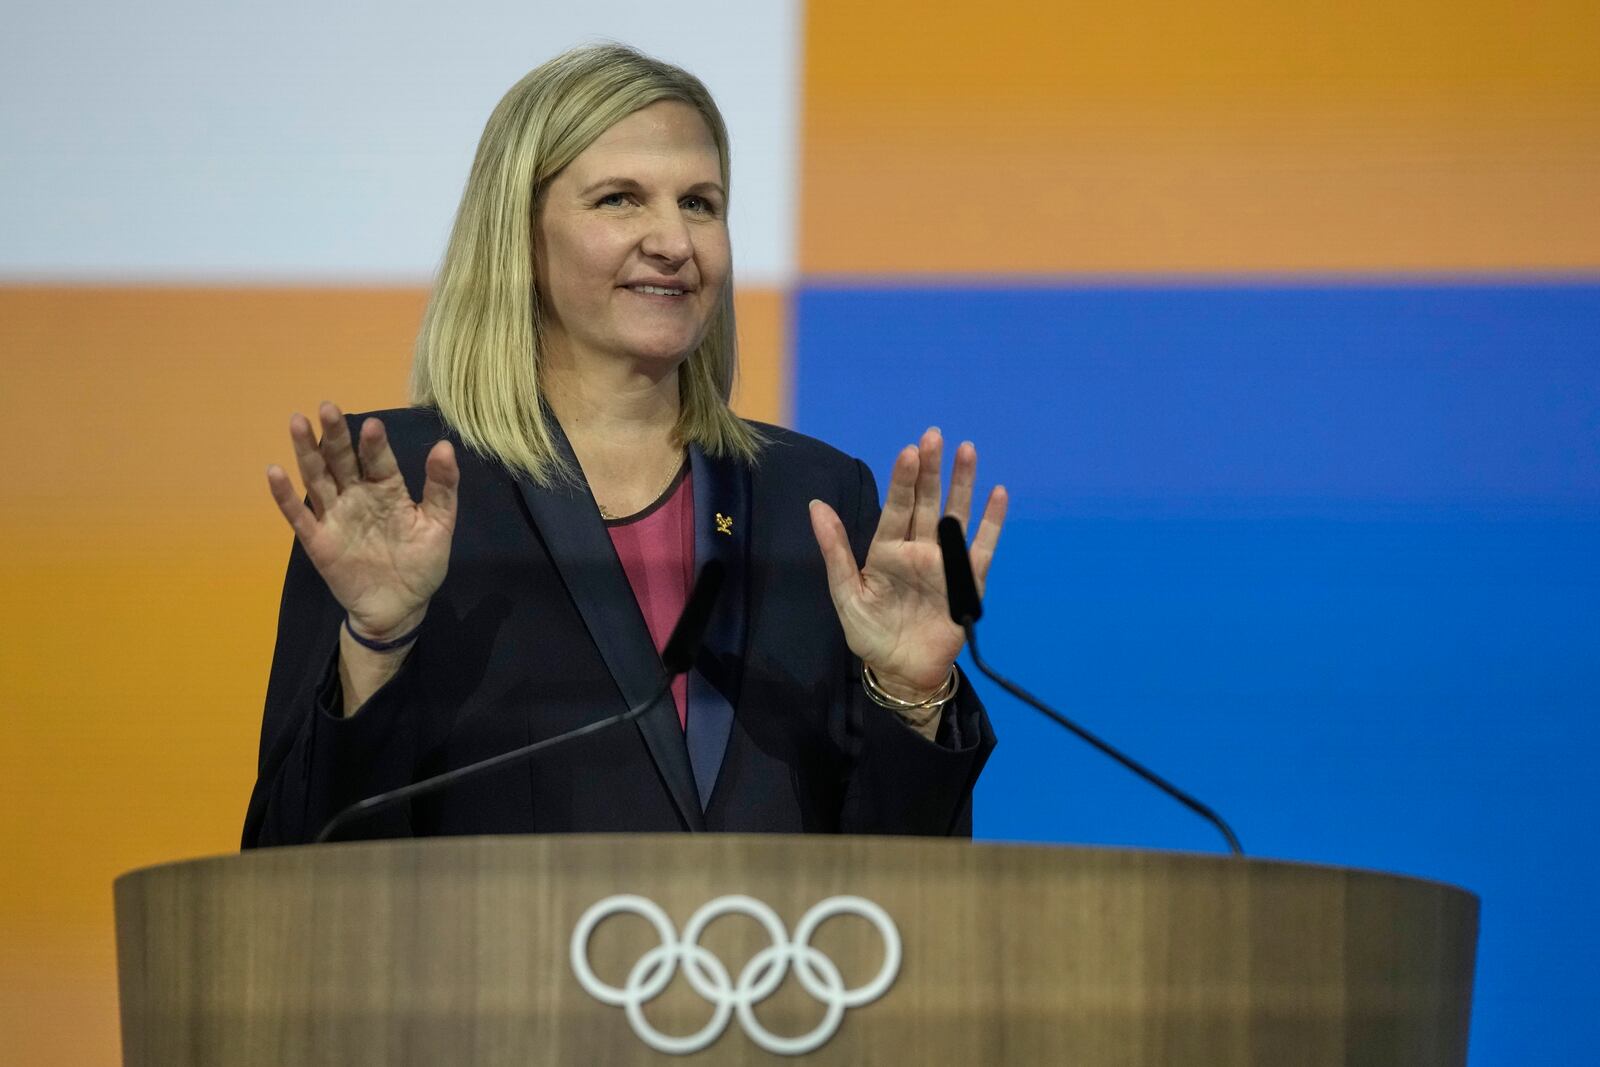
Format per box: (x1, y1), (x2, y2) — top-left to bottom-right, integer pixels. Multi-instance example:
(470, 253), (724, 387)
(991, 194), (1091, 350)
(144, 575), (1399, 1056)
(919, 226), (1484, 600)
(570, 894), (902, 1056)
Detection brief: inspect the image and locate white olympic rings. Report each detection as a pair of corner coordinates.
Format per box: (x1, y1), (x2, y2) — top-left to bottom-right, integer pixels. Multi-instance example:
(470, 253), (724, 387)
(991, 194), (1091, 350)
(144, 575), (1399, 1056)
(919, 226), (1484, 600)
(570, 894), (902, 1056)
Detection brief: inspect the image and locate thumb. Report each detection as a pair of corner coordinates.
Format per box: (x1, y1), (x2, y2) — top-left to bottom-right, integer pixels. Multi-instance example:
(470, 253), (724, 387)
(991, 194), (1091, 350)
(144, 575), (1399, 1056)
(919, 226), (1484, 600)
(808, 499), (860, 609)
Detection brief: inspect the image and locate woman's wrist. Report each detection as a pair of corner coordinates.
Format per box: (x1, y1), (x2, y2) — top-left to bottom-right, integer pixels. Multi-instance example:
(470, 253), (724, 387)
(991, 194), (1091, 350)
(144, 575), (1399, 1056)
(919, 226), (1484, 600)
(336, 616), (422, 718)
(343, 608), (428, 652)
(861, 662), (959, 723)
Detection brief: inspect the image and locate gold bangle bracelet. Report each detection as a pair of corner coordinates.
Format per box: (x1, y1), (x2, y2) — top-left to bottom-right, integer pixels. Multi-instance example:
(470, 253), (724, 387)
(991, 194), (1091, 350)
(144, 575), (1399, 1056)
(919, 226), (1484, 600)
(860, 663), (959, 722)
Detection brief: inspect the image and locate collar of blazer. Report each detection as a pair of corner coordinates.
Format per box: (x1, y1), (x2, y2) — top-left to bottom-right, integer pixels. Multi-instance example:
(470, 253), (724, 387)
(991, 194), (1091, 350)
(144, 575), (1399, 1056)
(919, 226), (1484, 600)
(513, 416), (752, 828)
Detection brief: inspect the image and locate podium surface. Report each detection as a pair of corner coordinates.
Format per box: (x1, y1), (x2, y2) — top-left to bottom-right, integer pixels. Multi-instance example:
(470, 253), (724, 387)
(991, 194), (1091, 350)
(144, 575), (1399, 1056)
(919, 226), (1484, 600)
(115, 835), (1476, 1065)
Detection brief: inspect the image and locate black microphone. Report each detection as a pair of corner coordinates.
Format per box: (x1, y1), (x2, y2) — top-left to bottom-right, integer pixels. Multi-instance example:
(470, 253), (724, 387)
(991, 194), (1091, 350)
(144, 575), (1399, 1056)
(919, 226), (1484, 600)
(314, 559), (727, 844)
(937, 516), (1244, 856)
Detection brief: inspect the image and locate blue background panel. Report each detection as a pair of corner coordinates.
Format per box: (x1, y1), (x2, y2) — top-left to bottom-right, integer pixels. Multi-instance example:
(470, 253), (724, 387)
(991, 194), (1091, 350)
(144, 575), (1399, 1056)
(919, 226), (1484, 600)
(794, 282), (1600, 1065)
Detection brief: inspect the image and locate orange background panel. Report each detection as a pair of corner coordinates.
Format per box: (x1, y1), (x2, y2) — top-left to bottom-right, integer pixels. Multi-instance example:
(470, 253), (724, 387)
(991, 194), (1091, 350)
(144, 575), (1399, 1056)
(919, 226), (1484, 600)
(801, 1), (1600, 274)
(0, 284), (785, 1064)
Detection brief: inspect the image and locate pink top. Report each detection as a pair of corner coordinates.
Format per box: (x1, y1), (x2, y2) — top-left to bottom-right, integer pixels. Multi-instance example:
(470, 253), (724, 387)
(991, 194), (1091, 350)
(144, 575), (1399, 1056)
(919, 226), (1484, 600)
(605, 465), (695, 730)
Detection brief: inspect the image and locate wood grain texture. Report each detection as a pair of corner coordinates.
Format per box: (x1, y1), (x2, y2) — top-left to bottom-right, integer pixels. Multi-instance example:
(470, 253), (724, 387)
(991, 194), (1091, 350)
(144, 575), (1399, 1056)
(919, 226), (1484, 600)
(114, 836), (1476, 1065)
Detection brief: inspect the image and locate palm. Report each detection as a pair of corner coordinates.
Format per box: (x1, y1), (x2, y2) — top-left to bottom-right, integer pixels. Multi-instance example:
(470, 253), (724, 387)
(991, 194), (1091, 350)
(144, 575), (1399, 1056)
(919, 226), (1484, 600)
(836, 539), (964, 691)
(267, 404), (459, 638)
(300, 474), (452, 626)
(810, 429), (1007, 699)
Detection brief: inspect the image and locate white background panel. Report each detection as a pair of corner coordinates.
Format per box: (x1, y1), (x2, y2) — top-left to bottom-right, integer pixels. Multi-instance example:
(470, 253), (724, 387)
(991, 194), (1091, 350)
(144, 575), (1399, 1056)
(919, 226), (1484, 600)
(1, 1), (799, 284)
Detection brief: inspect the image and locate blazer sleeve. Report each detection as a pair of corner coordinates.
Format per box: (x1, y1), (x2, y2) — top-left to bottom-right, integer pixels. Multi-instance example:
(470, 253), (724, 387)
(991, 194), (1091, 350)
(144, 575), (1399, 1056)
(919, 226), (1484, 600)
(241, 537), (436, 847)
(836, 459), (997, 837)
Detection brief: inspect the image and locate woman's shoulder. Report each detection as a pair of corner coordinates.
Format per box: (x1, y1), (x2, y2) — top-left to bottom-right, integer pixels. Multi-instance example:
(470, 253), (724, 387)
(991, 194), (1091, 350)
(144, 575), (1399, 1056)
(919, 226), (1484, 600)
(743, 420), (863, 475)
(342, 406), (456, 481)
(740, 421), (874, 509)
(344, 406), (447, 440)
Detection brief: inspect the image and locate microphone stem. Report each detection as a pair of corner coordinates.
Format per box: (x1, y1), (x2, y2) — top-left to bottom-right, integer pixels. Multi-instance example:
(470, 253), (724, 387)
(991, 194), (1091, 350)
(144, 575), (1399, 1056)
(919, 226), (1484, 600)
(314, 679), (672, 845)
(965, 625), (1244, 857)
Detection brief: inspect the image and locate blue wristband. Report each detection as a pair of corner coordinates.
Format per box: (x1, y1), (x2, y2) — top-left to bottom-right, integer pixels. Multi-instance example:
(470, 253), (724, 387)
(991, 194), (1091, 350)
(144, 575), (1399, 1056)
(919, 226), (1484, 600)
(344, 614), (424, 652)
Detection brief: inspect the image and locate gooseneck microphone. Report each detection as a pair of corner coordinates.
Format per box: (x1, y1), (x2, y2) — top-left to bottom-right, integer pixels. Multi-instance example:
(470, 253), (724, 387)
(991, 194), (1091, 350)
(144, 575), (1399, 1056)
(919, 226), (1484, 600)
(314, 560), (726, 844)
(937, 517), (1244, 856)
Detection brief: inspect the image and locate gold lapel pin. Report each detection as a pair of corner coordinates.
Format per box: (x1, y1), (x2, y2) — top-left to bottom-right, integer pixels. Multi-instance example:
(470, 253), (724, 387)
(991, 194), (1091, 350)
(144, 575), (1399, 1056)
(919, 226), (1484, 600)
(714, 512), (734, 535)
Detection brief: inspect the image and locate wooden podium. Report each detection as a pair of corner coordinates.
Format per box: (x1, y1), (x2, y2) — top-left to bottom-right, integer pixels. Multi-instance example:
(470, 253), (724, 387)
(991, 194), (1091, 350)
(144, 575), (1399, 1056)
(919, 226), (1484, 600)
(114, 835), (1476, 1065)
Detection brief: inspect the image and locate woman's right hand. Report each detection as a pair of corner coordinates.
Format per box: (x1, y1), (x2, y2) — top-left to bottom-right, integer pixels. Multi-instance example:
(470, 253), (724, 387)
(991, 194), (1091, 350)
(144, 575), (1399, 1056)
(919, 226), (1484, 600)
(266, 402), (460, 642)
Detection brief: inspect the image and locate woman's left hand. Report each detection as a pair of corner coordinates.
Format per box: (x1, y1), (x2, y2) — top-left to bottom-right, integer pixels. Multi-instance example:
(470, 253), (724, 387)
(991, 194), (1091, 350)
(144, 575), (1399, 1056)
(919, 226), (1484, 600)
(809, 427), (1008, 708)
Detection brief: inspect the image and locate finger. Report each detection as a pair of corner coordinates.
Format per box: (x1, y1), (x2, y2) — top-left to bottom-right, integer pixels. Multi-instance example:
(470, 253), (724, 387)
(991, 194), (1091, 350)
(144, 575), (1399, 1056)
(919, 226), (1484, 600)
(266, 463), (320, 545)
(355, 417), (401, 483)
(871, 445), (919, 546)
(420, 440), (460, 531)
(317, 401), (361, 490)
(910, 426), (944, 541)
(970, 485), (1010, 594)
(944, 440), (977, 534)
(809, 499), (861, 609)
(289, 412), (337, 517)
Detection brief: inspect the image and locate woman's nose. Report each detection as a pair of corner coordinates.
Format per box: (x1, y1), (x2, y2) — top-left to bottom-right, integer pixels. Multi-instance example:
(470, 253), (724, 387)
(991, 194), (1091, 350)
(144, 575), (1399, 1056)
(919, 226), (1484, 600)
(640, 206), (694, 265)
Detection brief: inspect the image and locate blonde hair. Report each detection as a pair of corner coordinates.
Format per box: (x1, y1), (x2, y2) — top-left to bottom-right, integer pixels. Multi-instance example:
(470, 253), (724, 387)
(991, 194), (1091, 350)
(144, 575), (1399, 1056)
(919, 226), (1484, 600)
(411, 43), (762, 485)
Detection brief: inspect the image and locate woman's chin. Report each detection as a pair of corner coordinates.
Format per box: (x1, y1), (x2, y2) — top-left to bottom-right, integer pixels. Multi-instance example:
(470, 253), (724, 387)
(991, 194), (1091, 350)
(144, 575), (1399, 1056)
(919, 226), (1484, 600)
(619, 332), (705, 368)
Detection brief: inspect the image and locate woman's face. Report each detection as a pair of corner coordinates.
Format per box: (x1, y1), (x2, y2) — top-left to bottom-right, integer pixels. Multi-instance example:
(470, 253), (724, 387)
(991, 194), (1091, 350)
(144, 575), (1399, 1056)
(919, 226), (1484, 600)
(534, 100), (730, 374)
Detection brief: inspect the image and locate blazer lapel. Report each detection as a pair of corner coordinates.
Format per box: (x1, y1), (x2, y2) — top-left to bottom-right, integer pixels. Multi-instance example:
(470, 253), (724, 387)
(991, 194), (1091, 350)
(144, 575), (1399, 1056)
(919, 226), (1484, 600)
(685, 444), (752, 809)
(513, 424), (705, 831)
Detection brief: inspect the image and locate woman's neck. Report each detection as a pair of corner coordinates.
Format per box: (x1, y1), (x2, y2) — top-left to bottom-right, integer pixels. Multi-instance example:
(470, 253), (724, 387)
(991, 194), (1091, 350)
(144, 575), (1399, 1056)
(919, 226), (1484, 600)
(543, 352), (685, 515)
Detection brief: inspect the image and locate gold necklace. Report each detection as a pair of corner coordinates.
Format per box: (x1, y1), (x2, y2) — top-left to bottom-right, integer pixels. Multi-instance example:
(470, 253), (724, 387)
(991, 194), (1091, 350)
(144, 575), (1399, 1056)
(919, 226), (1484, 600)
(597, 452), (685, 521)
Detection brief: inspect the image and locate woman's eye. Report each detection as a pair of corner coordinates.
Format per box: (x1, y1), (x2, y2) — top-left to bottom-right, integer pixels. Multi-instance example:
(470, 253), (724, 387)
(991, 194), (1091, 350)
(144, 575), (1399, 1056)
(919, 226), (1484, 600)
(681, 196), (718, 215)
(597, 192), (631, 207)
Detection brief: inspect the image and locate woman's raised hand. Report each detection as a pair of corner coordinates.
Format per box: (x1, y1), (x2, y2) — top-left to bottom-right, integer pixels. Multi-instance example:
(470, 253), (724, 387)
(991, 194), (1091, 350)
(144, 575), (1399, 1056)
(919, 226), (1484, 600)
(809, 428), (1007, 703)
(266, 402), (460, 642)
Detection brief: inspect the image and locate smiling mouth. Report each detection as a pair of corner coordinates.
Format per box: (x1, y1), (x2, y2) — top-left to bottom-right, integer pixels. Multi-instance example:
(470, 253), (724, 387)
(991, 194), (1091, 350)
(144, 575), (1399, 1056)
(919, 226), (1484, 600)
(625, 284), (688, 297)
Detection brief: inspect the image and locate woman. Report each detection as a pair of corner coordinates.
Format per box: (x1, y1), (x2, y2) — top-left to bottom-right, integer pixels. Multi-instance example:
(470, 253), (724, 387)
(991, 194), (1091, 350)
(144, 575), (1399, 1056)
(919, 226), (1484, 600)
(243, 44), (1007, 847)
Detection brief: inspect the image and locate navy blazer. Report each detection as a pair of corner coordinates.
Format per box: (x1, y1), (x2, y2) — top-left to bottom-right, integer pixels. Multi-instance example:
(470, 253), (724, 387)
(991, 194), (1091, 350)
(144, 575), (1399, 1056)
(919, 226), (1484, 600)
(242, 408), (995, 847)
